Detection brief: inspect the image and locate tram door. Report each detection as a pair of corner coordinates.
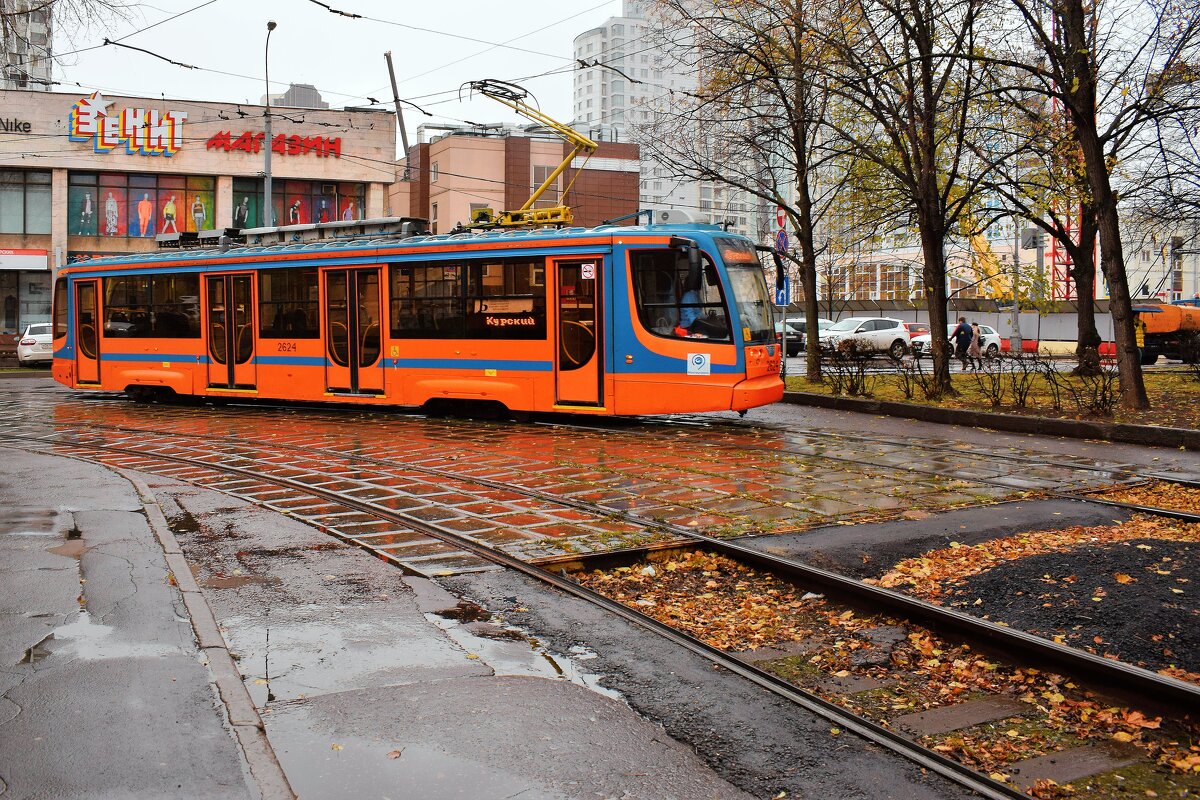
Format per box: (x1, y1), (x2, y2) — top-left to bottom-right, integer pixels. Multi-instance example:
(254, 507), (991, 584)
(553, 259), (602, 406)
(323, 268), (383, 395)
(205, 274), (257, 389)
(74, 280), (100, 385)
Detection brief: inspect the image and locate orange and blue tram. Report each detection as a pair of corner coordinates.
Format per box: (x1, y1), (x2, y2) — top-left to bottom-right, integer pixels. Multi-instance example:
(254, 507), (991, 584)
(50, 216), (783, 416)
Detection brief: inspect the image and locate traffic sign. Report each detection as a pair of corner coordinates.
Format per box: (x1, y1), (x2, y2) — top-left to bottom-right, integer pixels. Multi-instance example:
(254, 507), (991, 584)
(774, 276), (791, 306)
(774, 229), (789, 252)
(776, 206), (786, 228)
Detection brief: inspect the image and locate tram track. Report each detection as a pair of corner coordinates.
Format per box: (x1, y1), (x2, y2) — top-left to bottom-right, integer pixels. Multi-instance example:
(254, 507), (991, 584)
(3, 420), (1200, 797)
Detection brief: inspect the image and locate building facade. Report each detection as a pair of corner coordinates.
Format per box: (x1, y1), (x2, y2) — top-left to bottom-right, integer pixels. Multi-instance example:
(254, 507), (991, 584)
(391, 123), (640, 232)
(1, 1), (52, 91)
(570, 1), (759, 237)
(0, 88), (395, 333)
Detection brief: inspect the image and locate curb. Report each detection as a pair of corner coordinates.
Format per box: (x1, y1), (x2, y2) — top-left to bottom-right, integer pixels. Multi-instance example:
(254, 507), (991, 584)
(127, 475), (296, 800)
(781, 391), (1200, 451)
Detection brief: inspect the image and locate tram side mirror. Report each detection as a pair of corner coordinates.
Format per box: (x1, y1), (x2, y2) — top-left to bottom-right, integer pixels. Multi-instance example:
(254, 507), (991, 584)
(669, 236), (702, 291)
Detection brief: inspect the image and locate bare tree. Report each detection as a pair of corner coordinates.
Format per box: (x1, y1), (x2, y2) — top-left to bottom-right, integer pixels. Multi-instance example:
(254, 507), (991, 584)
(2, 0), (134, 87)
(634, 0), (844, 381)
(816, 0), (991, 394)
(987, 0), (1200, 408)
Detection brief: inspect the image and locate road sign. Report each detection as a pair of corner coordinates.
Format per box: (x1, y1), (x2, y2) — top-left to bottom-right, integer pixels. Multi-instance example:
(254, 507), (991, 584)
(776, 206), (786, 228)
(774, 229), (789, 252)
(774, 276), (790, 306)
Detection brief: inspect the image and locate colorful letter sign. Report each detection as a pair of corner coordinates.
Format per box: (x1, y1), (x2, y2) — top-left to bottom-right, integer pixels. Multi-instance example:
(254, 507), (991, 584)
(205, 131), (342, 158)
(69, 92), (187, 157)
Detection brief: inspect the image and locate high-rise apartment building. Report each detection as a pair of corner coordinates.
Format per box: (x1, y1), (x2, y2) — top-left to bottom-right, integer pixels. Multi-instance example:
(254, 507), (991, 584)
(1, 0), (53, 91)
(571, 1), (757, 236)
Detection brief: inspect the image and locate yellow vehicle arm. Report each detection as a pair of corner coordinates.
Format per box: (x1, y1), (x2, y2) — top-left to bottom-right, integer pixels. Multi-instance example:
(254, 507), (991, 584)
(466, 80), (598, 227)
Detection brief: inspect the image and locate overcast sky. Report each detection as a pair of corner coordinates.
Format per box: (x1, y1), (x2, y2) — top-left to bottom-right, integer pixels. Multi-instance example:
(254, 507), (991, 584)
(53, 0), (623, 153)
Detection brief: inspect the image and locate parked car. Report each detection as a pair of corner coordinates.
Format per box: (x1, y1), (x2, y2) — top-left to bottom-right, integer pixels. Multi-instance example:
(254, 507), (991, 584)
(818, 316), (910, 359)
(910, 324), (1002, 359)
(775, 317), (833, 356)
(16, 322), (53, 366)
(902, 321), (930, 340)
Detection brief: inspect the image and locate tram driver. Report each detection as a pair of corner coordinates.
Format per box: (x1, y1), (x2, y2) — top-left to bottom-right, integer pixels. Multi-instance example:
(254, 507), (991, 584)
(674, 261), (729, 339)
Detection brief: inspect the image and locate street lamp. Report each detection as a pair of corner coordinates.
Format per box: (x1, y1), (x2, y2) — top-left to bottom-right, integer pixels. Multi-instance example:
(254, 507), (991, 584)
(263, 20), (277, 227)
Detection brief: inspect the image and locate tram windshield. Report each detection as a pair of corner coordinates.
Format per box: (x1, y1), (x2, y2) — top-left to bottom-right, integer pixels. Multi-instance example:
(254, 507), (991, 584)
(716, 239), (775, 345)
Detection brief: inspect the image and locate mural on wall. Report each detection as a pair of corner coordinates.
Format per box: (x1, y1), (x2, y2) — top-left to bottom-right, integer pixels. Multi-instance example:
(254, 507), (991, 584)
(69, 92), (187, 156)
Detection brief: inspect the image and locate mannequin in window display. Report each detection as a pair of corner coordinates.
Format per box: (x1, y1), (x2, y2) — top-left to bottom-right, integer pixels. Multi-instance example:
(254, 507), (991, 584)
(288, 199), (302, 225)
(78, 192), (93, 234)
(137, 193), (153, 236)
(342, 200), (356, 221)
(233, 196), (249, 229)
(104, 192), (119, 236)
(191, 196), (206, 231)
(162, 195), (178, 233)
(318, 199), (329, 223)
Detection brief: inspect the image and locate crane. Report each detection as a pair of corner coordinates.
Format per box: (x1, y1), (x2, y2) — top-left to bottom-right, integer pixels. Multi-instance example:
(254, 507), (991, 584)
(464, 79), (598, 229)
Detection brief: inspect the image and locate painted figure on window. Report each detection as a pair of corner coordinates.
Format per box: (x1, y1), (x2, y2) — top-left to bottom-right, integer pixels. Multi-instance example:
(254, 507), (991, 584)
(191, 196), (206, 231)
(342, 200), (356, 221)
(233, 196), (249, 229)
(104, 192), (119, 236)
(137, 193), (153, 236)
(288, 199), (302, 225)
(79, 192), (93, 234)
(162, 195), (178, 233)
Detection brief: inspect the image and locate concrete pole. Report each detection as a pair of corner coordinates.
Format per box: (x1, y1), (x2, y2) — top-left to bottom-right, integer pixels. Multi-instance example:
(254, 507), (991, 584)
(264, 21), (276, 227)
(1011, 225), (1023, 353)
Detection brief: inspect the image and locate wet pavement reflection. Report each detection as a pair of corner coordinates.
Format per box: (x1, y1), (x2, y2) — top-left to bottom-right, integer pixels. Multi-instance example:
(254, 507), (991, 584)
(0, 387), (1156, 577)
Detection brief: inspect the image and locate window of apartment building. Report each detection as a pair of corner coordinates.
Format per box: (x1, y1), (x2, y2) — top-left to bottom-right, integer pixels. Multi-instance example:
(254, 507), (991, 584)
(611, 94), (623, 107)
(431, 202), (438, 234)
(230, 177), (365, 228)
(0, 170), (51, 235)
(586, 99), (592, 108)
(586, 43), (593, 53)
(69, 172), (214, 237)
(1142, 250), (1151, 262)
(612, 24), (624, 34)
(611, 80), (624, 93)
(532, 165), (560, 209)
(430, 162), (439, 183)
(654, 70), (662, 79)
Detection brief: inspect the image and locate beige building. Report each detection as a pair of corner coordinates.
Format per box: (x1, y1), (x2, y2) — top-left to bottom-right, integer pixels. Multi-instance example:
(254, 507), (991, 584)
(0, 88), (395, 332)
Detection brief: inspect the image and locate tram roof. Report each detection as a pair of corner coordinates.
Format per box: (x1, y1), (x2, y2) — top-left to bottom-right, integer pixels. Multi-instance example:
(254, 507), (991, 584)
(65, 218), (740, 271)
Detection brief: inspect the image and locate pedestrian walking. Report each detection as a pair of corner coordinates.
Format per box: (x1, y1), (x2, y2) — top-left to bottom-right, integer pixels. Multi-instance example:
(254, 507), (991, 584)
(951, 317), (973, 370)
(968, 322), (983, 370)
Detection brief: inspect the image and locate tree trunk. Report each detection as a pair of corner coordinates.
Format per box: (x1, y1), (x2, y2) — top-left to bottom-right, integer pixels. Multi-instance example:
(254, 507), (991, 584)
(1067, 222), (1102, 376)
(919, 222), (953, 394)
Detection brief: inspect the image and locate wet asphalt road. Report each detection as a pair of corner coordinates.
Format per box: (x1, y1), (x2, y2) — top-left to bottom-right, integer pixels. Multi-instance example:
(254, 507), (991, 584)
(3, 375), (1200, 798)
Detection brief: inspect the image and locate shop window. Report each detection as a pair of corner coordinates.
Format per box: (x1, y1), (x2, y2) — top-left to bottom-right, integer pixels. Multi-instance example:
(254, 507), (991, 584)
(69, 172), (215, 238)
(233, 177), (365, 228)
(259, 268), (319, 338)
(102, 274), (200, 338)
(0, 170), (51, 234)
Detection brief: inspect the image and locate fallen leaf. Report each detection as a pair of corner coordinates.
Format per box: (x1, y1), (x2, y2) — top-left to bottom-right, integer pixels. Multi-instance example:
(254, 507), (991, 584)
(386, 749), (403, 759)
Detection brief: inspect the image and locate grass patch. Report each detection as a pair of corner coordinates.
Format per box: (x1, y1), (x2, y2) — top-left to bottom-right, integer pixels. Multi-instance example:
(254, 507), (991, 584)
(788, 369), (1200, 429)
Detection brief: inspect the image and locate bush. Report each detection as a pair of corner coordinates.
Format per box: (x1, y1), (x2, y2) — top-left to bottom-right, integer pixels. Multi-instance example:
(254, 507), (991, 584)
(822, 340), (877, 397)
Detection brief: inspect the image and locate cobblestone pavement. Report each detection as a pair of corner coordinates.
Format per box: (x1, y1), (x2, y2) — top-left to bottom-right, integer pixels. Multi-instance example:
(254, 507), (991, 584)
(1, 382), (1181, 579)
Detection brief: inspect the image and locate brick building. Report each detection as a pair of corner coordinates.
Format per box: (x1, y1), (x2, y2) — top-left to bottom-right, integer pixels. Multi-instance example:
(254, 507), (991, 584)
(390, 124), (640, 232)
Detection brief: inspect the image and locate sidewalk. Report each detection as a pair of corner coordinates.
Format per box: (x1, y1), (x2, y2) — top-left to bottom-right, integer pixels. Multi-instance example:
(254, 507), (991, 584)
(0, 448), (751, 799)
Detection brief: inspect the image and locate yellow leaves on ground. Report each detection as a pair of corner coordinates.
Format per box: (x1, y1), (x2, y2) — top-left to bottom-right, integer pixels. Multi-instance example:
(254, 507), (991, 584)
(1098, 481), (1200, 514)
(873, 516), (1200, 597)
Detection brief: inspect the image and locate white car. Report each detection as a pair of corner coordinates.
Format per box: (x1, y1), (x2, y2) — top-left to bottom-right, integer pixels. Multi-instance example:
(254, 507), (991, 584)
(818, 316), (910, 359)
(16, 322), (54, 366)
(911, 324), (1002, 359)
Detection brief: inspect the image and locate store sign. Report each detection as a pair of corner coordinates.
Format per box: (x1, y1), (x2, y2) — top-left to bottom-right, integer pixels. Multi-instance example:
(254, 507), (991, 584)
(69, 92), (187, 156)
(0, 118), (32, 133)
(0, 248), (49, 271)
(205, 131), (342, 158)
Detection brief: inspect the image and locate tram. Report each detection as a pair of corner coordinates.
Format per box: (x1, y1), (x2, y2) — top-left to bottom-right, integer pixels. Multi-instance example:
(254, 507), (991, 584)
(50, 213), (783, 416)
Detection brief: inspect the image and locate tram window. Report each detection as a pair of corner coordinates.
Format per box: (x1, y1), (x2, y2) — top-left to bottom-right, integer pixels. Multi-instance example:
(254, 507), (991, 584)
(465, 259), (546, 339)
(389, 263), (464, 339)
(630, 250), (729, 341)
(259, 268), (319, 338)
(53, 278), (67, 339)
(103, 274), (200, 338)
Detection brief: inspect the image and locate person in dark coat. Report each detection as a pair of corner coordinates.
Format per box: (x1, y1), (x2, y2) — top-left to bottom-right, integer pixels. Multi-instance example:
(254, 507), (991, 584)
(951, 316), (973, 370)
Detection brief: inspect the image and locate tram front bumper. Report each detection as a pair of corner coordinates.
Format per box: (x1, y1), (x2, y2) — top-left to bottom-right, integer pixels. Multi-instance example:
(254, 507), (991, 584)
(731, 373), (784, 410)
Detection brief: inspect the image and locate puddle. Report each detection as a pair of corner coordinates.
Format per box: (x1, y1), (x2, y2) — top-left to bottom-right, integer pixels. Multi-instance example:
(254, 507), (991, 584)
(47, 611), (177, 661)
(166, 510), (202, 536)
(0, 508), (65, 536)
(428, 611), (621, 701)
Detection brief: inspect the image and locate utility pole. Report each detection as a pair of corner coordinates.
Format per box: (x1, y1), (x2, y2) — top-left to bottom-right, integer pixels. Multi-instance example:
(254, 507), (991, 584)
(384, 52), (411, 179)
(1010, 225), (1023, 354)
(263, 21), (277, 227)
